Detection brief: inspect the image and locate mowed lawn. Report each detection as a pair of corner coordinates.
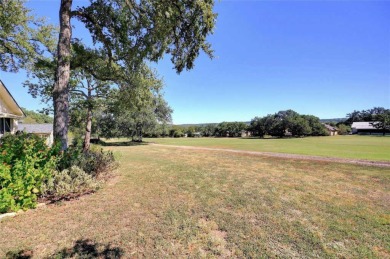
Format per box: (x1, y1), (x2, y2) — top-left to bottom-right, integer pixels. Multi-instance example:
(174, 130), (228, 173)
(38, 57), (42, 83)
(146, 135), (390, 161)
(1, 145), (389, 258)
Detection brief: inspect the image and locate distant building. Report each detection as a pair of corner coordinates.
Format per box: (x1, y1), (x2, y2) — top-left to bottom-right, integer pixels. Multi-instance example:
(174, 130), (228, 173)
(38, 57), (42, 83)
(0, 80), (26, 137)
(21, 123), (54, 146)
(351, 122), (387, 135)
(324, 124), (338, 136)
(241, 130), (252, 137)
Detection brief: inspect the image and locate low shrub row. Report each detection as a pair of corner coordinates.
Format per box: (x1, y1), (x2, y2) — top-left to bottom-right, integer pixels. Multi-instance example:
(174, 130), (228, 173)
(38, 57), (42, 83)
(0, 134), (117, 213)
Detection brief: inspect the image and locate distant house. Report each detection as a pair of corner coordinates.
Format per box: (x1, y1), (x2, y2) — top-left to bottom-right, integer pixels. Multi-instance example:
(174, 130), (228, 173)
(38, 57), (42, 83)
(0, 80), (26, 137)
(241, 130), (252, 137)
(351, 122), (386, 135)
(324, 124), (338, 136)
(21, 123), (54, 146)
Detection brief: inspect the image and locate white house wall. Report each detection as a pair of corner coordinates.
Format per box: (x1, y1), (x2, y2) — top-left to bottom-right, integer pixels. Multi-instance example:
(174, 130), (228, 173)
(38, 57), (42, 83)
(0, 94), (12, 116)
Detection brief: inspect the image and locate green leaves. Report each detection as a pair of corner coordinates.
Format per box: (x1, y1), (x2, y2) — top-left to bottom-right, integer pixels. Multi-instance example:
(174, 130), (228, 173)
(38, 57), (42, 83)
(72, 0), (216, 73)
(0, 0), (56, 72)
(250, 110), (328, 137)
(0, 134), (56, 213)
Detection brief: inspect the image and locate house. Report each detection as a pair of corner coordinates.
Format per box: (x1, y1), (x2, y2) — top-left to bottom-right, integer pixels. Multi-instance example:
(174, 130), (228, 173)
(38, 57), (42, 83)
(21, 123), (54, 146)
(324, 124), (338, 136)
(241, 130), (252, 137)
(0, 80), (26, 137)
(351, 122), (386, 135)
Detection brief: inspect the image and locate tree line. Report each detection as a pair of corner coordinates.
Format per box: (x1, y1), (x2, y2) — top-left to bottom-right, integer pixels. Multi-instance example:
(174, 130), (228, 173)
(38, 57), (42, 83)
(162, 121), (248, 138)
(130, 110), (329, 139)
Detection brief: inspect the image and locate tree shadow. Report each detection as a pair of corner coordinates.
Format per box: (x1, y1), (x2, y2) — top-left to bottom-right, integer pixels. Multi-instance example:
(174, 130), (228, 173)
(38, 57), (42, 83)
(99, 140), (149, 146)
(6, 239), (124, 259)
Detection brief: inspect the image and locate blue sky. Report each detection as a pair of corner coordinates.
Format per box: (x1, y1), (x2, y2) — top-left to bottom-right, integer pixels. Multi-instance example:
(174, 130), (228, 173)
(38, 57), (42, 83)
(1, 0), (389, 124)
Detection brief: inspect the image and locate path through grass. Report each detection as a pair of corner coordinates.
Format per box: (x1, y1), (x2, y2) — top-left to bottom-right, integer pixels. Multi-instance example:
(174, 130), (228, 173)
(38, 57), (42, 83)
(1, 145), (389, 257)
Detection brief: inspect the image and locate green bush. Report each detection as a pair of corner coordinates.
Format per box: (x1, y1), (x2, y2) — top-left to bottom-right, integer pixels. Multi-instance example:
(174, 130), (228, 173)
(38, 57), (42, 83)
(41, 166), (99, 199)
(0, 135), (117, 212)
(57, 138), (117, 180)
(0, 133), (56, 213)
(77, 148), (117, 179)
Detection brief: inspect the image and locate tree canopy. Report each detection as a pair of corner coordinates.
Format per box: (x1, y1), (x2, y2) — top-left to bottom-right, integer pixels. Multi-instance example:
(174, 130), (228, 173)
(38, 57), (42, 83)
(96, 66), (172, 141)
(249, 110), (327, 138)
(345, 107), (388, 125)
(52, 0), (217, 149)
(0, 0), (55, 72)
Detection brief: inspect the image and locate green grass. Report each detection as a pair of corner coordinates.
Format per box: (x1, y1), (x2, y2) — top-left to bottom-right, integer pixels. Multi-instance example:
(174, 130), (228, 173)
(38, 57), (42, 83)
(144, 135), (390, 161)
(1, 145), (389, 258)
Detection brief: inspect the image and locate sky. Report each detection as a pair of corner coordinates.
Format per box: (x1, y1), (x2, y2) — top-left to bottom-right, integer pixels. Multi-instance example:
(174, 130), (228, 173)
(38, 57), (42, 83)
(1, 0), (389, 124)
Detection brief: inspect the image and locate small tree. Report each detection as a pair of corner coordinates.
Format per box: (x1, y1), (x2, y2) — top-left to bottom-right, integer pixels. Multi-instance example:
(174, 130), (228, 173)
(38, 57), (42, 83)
(337, 124), (351, 135)
(96, 66), (172, 141)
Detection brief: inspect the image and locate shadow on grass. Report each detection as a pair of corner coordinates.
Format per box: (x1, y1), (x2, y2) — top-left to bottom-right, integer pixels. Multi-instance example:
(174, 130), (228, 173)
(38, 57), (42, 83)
(6, 239), (124, 259)
(99, 140), (149, 146)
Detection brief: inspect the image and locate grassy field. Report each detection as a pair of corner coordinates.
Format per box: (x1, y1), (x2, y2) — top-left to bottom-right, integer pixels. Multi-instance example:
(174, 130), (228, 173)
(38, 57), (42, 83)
(144, 135), (390, 161)
(1, 144), (389, 258)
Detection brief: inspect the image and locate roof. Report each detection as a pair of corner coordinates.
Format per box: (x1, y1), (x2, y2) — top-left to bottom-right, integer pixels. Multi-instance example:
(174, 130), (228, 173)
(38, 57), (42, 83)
(0, 80), (26, 118)
(324, 124), (337, 131)
(351, 122), (376, 130)
(21, 123), (53, 134)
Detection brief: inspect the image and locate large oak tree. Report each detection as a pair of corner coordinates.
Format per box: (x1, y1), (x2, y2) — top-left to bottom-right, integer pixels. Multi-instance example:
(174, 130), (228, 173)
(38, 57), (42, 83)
(54, 0), (216, 149)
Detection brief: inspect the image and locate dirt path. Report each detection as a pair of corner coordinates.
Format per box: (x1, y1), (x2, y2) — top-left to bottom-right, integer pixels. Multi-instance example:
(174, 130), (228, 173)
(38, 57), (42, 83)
(151, 143), (390, 168)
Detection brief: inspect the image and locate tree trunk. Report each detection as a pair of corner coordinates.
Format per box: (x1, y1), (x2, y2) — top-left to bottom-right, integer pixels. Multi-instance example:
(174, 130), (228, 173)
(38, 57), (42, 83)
(138, 125), (143, 142)
(53, 0), (73, 150)
(83, 105), (93, 152)
(83, 82), (93, 152)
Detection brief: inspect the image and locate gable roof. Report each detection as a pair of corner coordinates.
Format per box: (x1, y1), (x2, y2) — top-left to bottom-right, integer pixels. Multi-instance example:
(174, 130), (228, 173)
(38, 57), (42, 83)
(0, 80), (26, 118)
(21, 123), (53, 134)
(351, 122), (376, 130)
(324, 124), (337, 131)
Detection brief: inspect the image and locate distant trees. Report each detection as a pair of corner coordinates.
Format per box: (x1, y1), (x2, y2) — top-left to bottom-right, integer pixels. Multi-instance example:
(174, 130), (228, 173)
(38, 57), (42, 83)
(345, 107), (388, 125)
(21, 108), (53, 124)
(249, 110), (327, 138)
(370, 110), (390, 136)
(137, 110), (330, 139)
(214, 122), (248, 137)
(344, 107), (390, 135)
(336, 124), (351, 135)
(165, 122), (247, 138)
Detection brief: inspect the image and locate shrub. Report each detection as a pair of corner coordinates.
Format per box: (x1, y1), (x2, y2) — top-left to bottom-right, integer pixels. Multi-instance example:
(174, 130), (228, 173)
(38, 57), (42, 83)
(76, 148), (117, 179)
(57, 138), (117, 180)
(0, 133), (56, 213)
(55, 138), (83, 172)
(0, 134), (117, 212)
(41, 166), (99, 199)
(337, 124), (351, 135)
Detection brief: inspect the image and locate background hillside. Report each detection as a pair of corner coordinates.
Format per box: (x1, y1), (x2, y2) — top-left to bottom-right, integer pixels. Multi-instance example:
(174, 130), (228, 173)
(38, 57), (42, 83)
(20, 108), (53, 124)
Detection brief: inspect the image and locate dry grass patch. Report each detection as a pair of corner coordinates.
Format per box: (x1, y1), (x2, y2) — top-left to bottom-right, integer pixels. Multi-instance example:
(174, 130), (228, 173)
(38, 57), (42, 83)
(1, 145), (389, 258)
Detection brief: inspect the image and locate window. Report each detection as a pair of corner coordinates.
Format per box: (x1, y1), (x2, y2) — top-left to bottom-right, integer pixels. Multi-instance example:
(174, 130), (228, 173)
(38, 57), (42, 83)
(0, 118), (11, 134)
